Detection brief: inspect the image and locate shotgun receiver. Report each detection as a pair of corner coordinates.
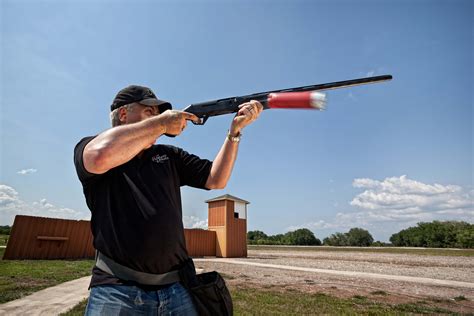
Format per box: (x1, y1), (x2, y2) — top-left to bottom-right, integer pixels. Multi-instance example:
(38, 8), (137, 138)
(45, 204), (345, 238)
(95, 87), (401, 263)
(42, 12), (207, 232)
(183, 75), (392, 125)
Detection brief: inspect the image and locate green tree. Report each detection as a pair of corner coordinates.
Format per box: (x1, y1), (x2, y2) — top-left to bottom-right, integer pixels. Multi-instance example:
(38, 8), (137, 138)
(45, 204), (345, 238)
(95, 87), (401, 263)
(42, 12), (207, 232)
(0, 226), (11, 235)
(371, 240), (391, 247)
(247, 230), (268, 241)
(269, 234), (286, 244)
(323, 232), (348, 246)
(390, 221), (474, 248)
(346, 228), (374, 246)
(323, 228), (374, 246)
(284, 229), (321, 245)
(456, 226), (474, 248)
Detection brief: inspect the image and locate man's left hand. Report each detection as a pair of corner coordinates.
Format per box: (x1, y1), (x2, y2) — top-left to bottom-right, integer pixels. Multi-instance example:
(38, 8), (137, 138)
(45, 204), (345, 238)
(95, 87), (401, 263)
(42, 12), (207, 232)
(230, 100), (263, 135)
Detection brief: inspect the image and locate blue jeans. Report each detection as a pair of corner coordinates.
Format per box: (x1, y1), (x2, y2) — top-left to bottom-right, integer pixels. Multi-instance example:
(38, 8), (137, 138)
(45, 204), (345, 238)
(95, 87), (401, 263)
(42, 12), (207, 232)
(84, 282), (198, 315)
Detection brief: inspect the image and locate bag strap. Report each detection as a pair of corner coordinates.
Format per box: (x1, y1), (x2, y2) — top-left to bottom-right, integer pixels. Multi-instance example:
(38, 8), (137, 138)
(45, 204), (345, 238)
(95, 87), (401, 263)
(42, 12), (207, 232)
(178, 258), (201, 288)
(95, 251), (180, 286)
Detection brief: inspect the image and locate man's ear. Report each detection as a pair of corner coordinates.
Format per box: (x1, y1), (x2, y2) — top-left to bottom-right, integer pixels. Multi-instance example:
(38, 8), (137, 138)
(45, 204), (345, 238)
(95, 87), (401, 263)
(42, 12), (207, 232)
(118, 107), (128, 123)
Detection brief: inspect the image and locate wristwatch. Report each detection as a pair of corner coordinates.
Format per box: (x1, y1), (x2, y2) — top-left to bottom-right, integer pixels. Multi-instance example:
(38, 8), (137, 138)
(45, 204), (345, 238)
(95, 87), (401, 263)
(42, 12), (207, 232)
(227, 130), (242, 143)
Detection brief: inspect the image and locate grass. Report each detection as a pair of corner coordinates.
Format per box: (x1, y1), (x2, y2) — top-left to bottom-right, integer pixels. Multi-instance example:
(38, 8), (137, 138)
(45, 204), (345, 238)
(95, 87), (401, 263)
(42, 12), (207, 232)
(60, 299), (88, 316)
(232, 287), (459, 315)
(1, 245), (469, 315)
(0, 247), (94, 303)
(248, 245), (474, 257)
(0, 234), (9, 246)
(62, 287), (461, 315)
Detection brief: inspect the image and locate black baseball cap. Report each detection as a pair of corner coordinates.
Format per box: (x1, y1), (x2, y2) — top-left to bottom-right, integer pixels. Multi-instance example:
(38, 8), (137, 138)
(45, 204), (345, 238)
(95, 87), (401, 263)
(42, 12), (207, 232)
(110, 85), (172, 113)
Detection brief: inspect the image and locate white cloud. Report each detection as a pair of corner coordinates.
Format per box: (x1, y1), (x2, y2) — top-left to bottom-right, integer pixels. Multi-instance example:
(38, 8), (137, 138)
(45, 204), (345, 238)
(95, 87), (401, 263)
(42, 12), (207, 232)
(288, 219), (340, 232)
(0, 185), (19, 207)
(366, 70), (375, 76)
(352, 175), (460, 196)
(0, 184), (88, 225)
(183, 215), (208, 229)
(17, 168), (37, 175)
(287, 176), (473, 240)
(350, 175), (473, 218)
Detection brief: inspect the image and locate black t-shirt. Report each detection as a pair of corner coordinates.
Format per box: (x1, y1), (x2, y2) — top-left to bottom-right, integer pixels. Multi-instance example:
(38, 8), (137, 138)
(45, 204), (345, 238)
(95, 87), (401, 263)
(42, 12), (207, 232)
(74, 136), (212, 288)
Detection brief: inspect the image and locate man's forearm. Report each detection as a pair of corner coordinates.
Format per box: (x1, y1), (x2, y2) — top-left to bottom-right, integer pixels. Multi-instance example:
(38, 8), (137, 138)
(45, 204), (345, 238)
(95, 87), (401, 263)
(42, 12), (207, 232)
(206, 134), (240, 189)
(205, 100), (263, 189)
(84, 117), (166, 174)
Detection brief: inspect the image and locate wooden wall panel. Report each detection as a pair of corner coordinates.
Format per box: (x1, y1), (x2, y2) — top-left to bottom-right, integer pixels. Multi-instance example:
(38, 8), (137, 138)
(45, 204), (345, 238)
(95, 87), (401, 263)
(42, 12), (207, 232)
(3, 215), (95, 260)
(226, 218), (247, 257)
(208, 201), (226, 227)
(209, 227), (226, 257)
(184, 229), (215, 257)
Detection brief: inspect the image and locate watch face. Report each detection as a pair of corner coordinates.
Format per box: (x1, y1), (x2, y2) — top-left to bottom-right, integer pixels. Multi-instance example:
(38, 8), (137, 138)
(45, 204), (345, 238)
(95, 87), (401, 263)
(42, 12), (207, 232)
(227, 132), (241, 142)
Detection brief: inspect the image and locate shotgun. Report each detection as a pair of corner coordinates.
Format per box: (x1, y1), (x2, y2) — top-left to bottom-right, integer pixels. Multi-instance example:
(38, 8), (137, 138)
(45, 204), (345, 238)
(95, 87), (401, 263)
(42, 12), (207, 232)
(183, 75), (392, 125)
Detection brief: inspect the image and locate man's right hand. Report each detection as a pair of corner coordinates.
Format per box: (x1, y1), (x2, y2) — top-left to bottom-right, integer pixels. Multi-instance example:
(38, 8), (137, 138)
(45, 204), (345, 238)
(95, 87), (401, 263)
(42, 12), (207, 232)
(159, 110), (200, 136)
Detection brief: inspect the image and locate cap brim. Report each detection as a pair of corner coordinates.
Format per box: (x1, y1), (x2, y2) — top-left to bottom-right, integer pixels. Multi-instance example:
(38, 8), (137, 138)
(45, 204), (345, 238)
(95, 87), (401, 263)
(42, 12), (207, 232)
(139, 98), (172, 112)
(139, 98), (164, 106)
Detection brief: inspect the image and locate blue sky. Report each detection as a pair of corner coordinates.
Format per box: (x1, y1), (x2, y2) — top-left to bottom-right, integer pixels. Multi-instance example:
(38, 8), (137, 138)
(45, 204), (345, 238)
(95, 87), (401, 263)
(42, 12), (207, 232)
(1, 0), (472, 241)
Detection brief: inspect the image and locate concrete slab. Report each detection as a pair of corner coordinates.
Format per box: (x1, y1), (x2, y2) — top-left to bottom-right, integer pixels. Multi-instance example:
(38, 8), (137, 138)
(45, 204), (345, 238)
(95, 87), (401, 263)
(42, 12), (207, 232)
(0, 276), (90, 316)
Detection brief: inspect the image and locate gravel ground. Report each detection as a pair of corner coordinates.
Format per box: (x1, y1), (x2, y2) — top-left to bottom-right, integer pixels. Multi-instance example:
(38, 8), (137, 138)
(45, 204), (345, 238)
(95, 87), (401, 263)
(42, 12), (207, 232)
(194, 248), (474, 313)
(242, 249), (474, 282)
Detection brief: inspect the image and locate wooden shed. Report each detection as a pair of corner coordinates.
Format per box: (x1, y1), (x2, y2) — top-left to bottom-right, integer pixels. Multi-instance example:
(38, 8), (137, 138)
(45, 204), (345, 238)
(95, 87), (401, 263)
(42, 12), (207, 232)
(206, 194), (249, 258)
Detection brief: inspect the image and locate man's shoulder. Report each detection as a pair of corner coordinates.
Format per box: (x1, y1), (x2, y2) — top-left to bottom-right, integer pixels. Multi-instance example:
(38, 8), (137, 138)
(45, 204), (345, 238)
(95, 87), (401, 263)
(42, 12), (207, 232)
(73, 136), (98, 183)
(74, 135), (96, 151)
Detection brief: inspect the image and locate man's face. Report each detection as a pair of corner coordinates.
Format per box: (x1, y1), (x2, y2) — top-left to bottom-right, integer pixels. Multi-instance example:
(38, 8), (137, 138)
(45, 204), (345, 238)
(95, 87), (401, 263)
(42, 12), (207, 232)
(120, 103), (160, 125)
(119, 103), (160, 149)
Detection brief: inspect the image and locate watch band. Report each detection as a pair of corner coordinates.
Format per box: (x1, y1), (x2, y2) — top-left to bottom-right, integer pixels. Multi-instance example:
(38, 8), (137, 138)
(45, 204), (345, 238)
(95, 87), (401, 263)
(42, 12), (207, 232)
(227, 130), (241, 143)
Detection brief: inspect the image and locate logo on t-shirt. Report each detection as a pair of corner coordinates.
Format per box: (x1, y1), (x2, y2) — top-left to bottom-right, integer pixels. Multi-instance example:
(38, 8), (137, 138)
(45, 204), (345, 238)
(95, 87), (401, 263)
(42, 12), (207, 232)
(151, 154), (169, 164)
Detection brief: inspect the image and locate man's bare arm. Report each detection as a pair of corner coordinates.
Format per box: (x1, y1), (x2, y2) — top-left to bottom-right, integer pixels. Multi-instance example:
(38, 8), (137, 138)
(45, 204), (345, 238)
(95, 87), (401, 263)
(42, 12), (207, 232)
(205, 100), (263, 189)
(205, 136), (240, 190)
(84, 111), (198, 174)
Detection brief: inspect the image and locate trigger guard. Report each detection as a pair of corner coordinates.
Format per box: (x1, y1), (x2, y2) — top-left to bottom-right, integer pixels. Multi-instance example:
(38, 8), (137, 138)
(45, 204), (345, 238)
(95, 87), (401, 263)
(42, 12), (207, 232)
(192, 116), (209, 125)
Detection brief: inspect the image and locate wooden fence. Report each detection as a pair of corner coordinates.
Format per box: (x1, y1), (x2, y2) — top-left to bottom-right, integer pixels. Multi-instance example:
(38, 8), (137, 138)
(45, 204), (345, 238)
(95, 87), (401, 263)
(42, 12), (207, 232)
(3, 215), (218, 260)
(3, 215), (95, 259)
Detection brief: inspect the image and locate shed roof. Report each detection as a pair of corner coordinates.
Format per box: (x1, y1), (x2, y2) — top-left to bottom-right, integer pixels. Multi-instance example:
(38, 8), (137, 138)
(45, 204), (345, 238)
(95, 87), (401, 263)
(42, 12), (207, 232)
(205, 194), (250, 204)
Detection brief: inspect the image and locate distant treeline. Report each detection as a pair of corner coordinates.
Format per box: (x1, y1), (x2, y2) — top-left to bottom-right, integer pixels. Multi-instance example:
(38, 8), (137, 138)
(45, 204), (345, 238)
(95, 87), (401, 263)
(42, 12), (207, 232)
(248, 221), (473, 248)
(248, 227), (376, 247)
(247, 228), (321, 246)
(390, 221), (473, 248)
(0, 226), (11, 235)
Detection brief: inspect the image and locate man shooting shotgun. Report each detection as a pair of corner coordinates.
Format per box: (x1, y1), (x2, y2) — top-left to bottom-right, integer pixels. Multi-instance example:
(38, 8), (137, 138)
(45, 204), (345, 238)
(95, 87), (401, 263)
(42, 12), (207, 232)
(73, 75), (391, 315)
(74, 85), (263, 315)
